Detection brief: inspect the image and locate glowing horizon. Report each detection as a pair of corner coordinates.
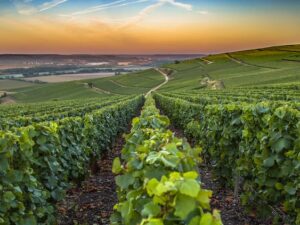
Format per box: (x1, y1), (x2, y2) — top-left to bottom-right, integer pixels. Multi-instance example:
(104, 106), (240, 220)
(0, 0), (300, 54)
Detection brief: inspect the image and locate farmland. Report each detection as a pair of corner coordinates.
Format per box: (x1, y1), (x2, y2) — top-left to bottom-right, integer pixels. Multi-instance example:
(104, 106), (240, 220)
(22, 73), (115, 83)
(0, 45), (299, 225)
(1, 69), (164, 103)
(0, 79), (37, 90)
(160, 44), (300, 91)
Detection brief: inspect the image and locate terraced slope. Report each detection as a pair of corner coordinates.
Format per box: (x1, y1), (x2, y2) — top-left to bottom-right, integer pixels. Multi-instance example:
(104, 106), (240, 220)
(160, 44), (300, 91)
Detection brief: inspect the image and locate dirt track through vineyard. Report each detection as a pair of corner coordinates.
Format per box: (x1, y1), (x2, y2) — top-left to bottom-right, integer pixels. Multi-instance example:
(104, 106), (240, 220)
(161, 109), (271, 225)
(58, 100), (272, 225)
(57, 136), (124, 225)
(145, 68), (169, 97)
(170, 127), (272, 225)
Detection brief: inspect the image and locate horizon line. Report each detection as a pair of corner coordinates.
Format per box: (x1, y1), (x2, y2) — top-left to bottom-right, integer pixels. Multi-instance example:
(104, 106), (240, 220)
(0, 43), (299, 56)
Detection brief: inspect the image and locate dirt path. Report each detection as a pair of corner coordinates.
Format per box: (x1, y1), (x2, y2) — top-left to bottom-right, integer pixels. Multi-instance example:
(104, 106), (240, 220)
(57, 137), (124, 225)
(201, 58), (214, 65)
(109, 80), (128, 88)
(156, 103), (271, 225)
(173, 129), (270, 224)
(145, 68), (169, 97)
(225, 53), (250, 66)
(83, 83), (112, 95)
(0, 95), (16, 104)
(92, 86), (112, 94)
(199, 166), (271, 225)
(226, 53), (276, 69)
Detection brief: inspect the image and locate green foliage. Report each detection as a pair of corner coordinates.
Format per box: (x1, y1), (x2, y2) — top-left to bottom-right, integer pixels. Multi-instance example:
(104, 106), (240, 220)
(0, 95), (143, 224)
(159, 45), (300, 91)
(0, 79), (37, 91)
(154, 93), (300, 224)
(84, 69), (165, 95)
(8, 68), (164, 103)
(11, 81), (107, 103)
(0, 96), (132, 130)
(111, 96), (222, 225)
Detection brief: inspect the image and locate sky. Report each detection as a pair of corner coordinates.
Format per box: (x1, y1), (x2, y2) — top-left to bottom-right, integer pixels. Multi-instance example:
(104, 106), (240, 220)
(0, 0), (300, 54)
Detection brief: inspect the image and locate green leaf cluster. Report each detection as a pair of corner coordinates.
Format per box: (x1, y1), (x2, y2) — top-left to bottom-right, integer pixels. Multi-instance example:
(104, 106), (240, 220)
(155, 93), (300, 224)
(0, 96), (132, 130)
(111, 96), (222, 225)
(0, 96), (143, 224)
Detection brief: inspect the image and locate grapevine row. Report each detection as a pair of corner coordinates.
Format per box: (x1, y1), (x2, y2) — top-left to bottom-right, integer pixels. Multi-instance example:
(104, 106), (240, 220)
(154, 93), (299, 224)
(162, 91), (300, 103)
(0, 95), (127, 118)
(111, 96), (222, 225)
(0, 95), (143, 225)
(161, 92), (300, 110)
(0, 96), (132, 130)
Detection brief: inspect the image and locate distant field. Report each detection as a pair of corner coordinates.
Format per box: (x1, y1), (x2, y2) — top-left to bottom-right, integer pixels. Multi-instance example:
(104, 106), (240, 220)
(22, 73), (115, 83)
(5, 44), (300, 103)
(11, 82), (107, 103)
(0, 79), (36, 90)
(87, 69), (164, 95)
(10, 68), (164, 102)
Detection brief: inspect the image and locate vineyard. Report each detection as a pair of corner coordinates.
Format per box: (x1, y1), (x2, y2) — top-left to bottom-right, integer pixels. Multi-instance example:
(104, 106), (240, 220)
(0, 45), (299, 225)
(154, 85), (300, 224)
(0, 95), (144, 224)
(111, 97), (222, 225)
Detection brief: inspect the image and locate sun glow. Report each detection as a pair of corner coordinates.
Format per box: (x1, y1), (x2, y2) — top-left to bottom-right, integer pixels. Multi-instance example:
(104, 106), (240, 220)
(0, 0), (299, 53)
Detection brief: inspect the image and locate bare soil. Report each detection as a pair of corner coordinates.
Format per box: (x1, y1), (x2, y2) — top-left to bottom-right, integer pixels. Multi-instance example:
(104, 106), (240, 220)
(173, 125), (271, 225)
(0, 95), (16, 104)
(57, 136), (124, 225)
(157, 104), (271, 225)
(199, 166), (272, 225)
(23, 73), (115, 83)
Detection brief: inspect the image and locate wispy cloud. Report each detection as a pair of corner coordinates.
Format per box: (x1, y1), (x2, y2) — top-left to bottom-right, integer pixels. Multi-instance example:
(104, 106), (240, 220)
(197, 10), (209, 15)
(61, 0), (193, 29)
(39, 0), (68, 12)
(120, 1), (164, 28)
(63, 0), (192, 18)
(162, 0), (192, 11)
(13, 0), (68, 15)
(120, 0), (193, 28)
(64, 0), (149, 17)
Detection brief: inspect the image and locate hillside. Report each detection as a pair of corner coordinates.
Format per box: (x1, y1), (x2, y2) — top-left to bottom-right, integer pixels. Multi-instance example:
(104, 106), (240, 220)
(1, 44), (299, 103)
(160, 44), (300, 91)
(3, 69), (164, 103)
(0, 44), (299, 225)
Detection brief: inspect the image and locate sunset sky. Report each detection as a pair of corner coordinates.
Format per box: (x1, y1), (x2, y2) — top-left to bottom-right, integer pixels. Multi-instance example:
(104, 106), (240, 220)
(0, 0), (300, 54)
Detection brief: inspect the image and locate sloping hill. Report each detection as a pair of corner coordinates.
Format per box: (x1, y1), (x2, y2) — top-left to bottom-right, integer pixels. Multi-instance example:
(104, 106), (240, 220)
(0, 79), (37, 90)
(160, 44), (300, 91)
(11, 82), (106, 103)
(90, 69), (164, 95)
(7, 69), (164, 103)
(2, 44), (300, 103)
